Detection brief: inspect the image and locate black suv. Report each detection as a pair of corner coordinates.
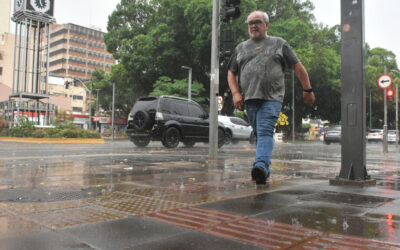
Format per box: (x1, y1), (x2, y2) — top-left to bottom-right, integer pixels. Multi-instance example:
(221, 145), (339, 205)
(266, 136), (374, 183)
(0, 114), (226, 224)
(126, 96), (226, 148)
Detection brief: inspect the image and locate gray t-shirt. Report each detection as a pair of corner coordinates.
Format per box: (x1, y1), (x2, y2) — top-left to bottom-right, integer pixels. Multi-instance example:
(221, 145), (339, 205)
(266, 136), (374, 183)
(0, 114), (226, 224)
(228, 36), (299, 102)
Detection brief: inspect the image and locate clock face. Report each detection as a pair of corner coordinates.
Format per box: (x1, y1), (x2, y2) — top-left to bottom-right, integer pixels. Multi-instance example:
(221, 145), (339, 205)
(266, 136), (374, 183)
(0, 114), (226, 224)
(16, 0), (24, 10)
(30, 0), (51, 13)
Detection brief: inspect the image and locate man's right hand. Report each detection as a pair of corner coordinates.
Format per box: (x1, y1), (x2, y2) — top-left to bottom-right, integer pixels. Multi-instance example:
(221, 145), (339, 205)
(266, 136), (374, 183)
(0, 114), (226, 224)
(233, 92), (244, 111)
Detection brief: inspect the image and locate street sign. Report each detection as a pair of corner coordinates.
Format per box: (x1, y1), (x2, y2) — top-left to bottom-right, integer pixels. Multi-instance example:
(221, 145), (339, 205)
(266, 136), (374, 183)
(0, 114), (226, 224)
(377, 74), (392, 89)
(218, 96), (223, 104)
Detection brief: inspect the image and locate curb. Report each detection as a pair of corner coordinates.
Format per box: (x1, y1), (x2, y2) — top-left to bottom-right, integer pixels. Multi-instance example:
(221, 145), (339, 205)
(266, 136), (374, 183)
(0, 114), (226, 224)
(0, 137), (105, 144)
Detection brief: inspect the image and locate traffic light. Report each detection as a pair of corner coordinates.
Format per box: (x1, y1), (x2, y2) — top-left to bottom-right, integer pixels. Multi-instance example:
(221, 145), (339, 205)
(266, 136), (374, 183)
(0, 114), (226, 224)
(221, 29), (237, 58)
(222, 0), (241, 23)
(65, 81), (71, 89)
(387, 88), (394, 102)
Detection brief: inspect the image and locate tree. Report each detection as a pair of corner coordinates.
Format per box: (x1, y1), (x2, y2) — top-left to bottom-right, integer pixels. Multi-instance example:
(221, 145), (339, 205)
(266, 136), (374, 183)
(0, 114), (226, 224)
(149, 76), (206, 106)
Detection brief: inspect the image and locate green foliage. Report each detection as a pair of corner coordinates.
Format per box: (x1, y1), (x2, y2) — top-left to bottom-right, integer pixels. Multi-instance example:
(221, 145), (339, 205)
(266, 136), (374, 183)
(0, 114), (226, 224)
(102, 0), (399, 132)
(149, 76), (206, 106)
(0, 117), (101, 138)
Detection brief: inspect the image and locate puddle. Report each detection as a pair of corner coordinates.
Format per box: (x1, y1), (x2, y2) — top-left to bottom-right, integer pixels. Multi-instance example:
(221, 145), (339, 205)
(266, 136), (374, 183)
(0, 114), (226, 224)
(299, 191), (392, 208)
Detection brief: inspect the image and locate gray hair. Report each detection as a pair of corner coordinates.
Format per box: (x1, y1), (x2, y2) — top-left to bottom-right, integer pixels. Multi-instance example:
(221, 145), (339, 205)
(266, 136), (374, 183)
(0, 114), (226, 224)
(247, 11), (269, 23)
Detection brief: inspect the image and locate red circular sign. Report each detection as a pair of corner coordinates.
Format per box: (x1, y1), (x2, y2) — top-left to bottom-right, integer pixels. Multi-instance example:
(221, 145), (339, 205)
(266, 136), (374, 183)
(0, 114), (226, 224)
(377, 74), (392, 89)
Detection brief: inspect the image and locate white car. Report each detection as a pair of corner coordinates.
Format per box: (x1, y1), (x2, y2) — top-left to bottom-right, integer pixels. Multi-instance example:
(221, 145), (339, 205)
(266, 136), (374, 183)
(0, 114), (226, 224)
(367, 129), (383, 142)
(218, 116), (253, 144)
(388, 130), (398, 143)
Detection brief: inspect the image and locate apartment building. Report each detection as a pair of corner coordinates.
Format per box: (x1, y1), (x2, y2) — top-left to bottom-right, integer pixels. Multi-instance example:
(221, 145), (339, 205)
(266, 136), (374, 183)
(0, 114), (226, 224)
(49, 23), (115, 80)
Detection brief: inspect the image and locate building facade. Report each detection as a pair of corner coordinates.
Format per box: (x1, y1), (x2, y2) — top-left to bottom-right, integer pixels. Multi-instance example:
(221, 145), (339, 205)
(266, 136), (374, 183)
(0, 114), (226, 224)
(49, 23), (115, 80)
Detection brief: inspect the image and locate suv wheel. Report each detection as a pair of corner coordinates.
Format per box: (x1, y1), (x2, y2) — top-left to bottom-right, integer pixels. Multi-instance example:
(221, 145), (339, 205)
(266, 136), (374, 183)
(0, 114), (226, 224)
(131, 136), (150, 147)
(162, 127), (180, 148)
(218, 128), (225, 148)
(183, 138), (196, 147)
(133, 111), (151, 132)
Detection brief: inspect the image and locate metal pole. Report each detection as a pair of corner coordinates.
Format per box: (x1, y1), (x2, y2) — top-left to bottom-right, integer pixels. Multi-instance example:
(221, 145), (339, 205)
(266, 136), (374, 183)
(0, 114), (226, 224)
(396, 82), (399, 148)
(369, 91), (372, 129)
(181, 66), (192, 101)
(188, 68), (192, 101)
(112, 82), (115, 141)
(292, 70), (295, 142)
(89, 90), (92, 130)
(383, 65), (388, 153)
(209, 0), (220, 160)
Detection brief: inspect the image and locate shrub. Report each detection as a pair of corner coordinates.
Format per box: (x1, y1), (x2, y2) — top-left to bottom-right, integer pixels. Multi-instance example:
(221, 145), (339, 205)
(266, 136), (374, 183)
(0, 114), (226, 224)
(0, 115), (6, 133)
(60, 128), (80, 138)
(0, 118), (102, 139)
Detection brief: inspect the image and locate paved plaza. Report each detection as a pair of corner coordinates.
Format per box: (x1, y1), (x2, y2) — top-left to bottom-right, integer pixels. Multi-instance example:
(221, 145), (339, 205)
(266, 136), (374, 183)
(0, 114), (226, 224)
(0, 140), (399, 249)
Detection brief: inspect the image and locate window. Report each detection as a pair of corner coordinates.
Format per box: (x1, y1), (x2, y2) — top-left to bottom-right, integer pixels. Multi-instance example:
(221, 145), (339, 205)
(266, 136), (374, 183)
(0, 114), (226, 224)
(72, 107), (83, 112)
(72, 95), (83, 100)
(188, 103), (205, 118)
(230, 117), (249, 126)
(0, 52), (3, 60)
(0, 67), (2, 75)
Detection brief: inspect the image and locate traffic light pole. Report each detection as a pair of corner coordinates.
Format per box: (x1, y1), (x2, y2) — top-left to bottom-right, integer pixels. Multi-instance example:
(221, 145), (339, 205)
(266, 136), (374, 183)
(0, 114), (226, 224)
(209, 0), (220, 161)
(330, 0), (375, 187)
(383, 66), (388, 153)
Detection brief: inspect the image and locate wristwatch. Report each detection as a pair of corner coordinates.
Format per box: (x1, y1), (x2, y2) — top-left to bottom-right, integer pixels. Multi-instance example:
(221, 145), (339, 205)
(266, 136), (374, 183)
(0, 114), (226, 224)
(303, 88), (314, 93)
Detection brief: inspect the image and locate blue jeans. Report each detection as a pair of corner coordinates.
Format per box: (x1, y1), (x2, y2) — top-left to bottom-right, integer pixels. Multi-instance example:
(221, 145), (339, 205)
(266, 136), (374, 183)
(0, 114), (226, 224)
(245, 100), (282, 173)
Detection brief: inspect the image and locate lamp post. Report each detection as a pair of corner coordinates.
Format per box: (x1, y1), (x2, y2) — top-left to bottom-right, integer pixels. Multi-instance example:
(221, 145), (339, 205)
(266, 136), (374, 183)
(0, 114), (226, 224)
(95, 89), (100, 130)
(181, 66), (192, 101)
(74, 78), (93, 130)
(390, 69), (399, 148)
(292, 70), (295, 142)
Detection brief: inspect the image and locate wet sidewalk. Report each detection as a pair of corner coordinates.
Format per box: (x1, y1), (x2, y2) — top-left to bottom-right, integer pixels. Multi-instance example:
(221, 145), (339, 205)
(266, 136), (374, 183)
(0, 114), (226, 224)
(0, 140), (399, 249)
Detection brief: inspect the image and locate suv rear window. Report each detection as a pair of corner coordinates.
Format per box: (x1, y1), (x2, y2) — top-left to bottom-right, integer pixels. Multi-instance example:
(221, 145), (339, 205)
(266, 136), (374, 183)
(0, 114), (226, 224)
(132, 97), (158, 113)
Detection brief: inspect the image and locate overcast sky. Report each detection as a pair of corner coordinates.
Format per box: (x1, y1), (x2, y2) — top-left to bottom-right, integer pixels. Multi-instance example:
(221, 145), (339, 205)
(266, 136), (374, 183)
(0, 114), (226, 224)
(8, 0), (400, 66)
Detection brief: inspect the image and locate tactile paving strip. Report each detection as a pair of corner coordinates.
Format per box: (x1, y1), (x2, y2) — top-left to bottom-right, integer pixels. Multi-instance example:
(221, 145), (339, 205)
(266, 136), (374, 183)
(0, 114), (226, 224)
(0, 214), (49, 239)
(0, 200), (85, 215)
(146, 207), (400, 249)
(27, 205), (126, 229)
(95, 196), (187, 215)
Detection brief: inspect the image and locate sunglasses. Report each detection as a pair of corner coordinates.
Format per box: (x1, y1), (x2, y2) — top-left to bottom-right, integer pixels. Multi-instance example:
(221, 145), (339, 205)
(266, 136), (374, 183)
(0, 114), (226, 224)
(246, 20), (264, 26)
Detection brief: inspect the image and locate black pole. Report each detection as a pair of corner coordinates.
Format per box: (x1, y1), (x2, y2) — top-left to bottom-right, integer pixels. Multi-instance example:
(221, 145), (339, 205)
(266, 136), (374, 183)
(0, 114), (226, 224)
(330, 0), (375, 187)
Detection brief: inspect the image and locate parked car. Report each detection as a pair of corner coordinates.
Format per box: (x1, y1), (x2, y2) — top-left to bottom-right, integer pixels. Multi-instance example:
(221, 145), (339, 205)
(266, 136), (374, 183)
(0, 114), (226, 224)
(126, 96), (226, 148)
(218, 116), (252, 144)
(323, 125), (341, 145)
(388, 130), (399, 143)
(367, 129), (383, 142)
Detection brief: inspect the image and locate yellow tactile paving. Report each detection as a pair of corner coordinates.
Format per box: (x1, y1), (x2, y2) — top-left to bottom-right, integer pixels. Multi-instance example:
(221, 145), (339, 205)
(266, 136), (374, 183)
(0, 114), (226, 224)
(27, 205), (127, 229)
(0, 200), (86, 215)
(95, 196), (187, 216)
(0, 214), (49, 239)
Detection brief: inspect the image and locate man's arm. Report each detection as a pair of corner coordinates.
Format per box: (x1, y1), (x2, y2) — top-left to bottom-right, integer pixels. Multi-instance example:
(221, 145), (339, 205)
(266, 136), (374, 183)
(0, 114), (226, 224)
(293, 62), (315, 106)
(228, 70), (244, 110)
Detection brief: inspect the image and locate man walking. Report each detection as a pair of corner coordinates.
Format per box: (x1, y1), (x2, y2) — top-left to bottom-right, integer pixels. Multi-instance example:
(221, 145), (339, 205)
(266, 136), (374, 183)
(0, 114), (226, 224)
(227, 10), (315, 184)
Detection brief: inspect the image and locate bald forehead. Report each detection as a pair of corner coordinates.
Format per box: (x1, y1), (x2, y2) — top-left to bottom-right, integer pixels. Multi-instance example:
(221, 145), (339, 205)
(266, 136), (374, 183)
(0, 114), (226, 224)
(247, 11), (268, 22)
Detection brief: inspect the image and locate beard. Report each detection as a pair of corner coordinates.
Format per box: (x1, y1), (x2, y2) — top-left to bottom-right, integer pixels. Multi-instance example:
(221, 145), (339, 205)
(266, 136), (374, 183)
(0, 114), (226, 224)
(249, 30), (264, 41)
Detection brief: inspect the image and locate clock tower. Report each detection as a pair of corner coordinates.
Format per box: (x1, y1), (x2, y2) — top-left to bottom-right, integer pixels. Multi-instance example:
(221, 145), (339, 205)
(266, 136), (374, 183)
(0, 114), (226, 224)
(7, 0), (56, 127)
(14, 0), (54, 16)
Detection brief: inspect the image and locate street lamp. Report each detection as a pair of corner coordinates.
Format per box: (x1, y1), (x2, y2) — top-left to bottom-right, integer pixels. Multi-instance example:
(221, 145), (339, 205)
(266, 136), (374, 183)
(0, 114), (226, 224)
(181, 66), (192, 101)
(74, 78), (93, 130)
(390, 69), (399, 147)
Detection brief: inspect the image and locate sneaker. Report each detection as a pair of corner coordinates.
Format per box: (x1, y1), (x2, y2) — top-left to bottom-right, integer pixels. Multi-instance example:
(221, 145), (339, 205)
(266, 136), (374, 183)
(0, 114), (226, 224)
(251, 166), (268, 185)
